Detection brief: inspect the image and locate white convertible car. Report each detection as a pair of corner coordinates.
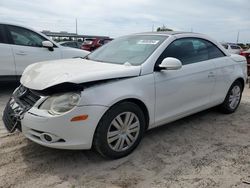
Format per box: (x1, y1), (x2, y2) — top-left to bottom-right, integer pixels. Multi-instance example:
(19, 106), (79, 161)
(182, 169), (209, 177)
(3, 32), (247, 158)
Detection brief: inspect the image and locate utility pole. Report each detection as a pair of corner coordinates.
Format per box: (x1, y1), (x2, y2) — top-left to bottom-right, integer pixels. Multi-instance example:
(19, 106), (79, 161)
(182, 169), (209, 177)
(236, 30), (240, 44)
(152, 24), (154, 32)
(75, 18), (78, 35)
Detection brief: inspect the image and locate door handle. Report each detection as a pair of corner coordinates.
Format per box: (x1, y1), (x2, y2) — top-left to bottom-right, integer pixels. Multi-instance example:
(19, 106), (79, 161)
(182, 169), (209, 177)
(208, 72), (215, 78)
(16, 51), (27, 55)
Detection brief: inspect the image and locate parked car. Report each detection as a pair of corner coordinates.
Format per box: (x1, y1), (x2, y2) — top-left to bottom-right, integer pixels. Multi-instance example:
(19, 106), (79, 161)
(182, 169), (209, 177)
(0, 23), (89, 81)
(221, 43), (243, 54)
(240, 50), (250, 76)
(81, 38), (112, 51)
(3, 32), (247, 159)
(58, 41), (82, 49)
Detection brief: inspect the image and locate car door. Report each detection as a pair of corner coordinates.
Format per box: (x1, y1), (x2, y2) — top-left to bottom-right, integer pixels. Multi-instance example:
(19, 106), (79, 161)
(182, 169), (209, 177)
(207, 44), (233, 103)
(0, 24), (16, 79)
(153, 38), (216, 127)
(6, 25), (61, 76)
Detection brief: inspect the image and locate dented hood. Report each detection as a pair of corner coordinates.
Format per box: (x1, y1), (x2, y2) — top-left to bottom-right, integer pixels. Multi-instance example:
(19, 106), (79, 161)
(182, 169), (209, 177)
(21, 58), (141, 90)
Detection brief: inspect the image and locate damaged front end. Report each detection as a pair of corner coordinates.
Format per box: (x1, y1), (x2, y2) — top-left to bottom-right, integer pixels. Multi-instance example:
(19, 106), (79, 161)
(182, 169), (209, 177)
(3, 76), (134, 133)
(3, 85), (41, 132)
(2, 82), (83, 133)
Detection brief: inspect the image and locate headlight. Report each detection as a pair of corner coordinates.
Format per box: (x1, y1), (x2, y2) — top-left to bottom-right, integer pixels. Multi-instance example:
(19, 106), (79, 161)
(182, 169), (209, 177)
(39, 92), (81, 115)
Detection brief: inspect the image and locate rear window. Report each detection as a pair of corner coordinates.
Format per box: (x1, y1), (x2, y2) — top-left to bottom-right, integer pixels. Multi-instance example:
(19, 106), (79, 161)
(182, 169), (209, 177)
(231, 45), (240, 49)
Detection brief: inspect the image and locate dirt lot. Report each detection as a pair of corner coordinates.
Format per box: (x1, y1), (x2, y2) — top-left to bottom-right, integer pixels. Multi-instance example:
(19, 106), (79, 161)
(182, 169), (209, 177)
(0, 83), (250, 188)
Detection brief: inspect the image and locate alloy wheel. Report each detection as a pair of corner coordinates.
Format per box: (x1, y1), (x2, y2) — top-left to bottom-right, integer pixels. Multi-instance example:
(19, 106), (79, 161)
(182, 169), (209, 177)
(229, 85), (241, 110)
(107, 112), (140, 152)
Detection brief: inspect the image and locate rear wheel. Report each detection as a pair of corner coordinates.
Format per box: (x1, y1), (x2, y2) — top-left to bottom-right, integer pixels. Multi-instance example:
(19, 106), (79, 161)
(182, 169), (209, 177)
(218, 80), (243, 114)
(94, 102), (145, 159)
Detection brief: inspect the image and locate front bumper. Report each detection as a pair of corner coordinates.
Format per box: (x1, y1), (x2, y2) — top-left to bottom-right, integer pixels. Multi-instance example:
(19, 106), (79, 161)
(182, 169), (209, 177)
(22, 105), (108, 150)
(3, 95), (108, 150)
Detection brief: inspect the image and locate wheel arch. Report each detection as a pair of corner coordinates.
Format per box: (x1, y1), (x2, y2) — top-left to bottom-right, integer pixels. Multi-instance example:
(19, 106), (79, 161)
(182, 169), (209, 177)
(234, 77), (245, 91)
(223, 77), (245, 101)
(218, 77), (245, 114)
(115, 98), (150, 131)
(95, 98), (150, 134)
(92, 98), (149, 158)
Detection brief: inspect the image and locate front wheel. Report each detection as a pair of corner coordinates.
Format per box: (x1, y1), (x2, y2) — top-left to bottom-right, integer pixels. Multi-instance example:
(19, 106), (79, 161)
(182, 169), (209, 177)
(218, 80), (243, 114)
(93, 102), (145, 159)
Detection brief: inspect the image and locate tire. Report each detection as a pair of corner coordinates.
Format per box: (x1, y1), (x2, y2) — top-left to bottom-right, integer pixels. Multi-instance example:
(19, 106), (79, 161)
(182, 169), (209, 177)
(93, 102), (146, 159)
(218, 80), (243, 114)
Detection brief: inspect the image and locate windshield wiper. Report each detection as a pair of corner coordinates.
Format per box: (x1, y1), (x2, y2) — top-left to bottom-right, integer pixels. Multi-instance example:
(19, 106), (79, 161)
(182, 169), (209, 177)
(82, 56), (104, 63)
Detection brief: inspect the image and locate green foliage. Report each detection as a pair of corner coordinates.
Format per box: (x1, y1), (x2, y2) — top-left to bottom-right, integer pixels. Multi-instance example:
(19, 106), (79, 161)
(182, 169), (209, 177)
(157, 25), (173, 32)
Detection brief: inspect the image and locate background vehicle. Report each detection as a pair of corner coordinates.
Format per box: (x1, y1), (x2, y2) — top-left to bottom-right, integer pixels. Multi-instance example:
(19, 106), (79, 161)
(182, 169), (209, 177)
(221, 43), (243, 54)
(81, 38), (113, 51)
(0, 23), (89, 81)
(3, 32), (247, 159)
(58, 41), (82, 49)
(240, 50), (250, 76)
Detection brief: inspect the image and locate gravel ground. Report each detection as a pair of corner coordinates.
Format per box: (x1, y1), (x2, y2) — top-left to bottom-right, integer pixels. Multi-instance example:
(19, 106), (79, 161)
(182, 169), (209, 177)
(0, 83), (250, 188)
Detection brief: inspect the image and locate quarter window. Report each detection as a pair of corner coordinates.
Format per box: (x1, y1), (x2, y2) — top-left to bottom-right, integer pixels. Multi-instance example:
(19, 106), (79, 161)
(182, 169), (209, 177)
(8, 25), (46, 47)
(157, 38), (225, 66)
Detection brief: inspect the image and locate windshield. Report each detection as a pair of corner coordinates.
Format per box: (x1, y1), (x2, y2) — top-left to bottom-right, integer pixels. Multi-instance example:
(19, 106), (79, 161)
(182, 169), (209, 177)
(86, 35), (167, 65)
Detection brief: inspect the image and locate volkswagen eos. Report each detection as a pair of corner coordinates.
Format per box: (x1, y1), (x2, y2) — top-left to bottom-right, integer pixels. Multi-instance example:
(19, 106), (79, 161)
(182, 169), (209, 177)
(3, 32), (247, 158)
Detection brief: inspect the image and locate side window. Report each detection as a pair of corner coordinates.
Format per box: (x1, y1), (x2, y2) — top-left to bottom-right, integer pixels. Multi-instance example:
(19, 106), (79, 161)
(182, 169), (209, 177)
(206, 41), (225, 59)
(192, 39), (209, 62)
(156, 38), (225, 66)
(159, 38), (209, 65)
(7, 26), (46, 47)
(0, 25), (7, 44)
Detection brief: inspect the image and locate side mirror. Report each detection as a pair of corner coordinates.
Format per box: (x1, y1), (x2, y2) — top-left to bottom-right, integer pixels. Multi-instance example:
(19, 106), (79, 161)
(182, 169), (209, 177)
(42, 41), (54, 51)
(158, 57), (182, 70)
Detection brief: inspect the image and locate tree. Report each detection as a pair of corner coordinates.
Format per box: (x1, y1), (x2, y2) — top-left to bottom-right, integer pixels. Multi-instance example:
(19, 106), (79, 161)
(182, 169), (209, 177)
(157, 25), (173, 32)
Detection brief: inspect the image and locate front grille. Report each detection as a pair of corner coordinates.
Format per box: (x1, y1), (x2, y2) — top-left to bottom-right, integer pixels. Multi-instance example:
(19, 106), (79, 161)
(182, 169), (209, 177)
(2, 100), (22, 132)
(14, 85), (41, 110)
(2, 85), (41, 133)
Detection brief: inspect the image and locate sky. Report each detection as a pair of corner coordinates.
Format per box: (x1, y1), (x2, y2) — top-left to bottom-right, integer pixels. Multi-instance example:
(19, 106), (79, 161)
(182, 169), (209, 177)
(0, 0), (250, 43)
